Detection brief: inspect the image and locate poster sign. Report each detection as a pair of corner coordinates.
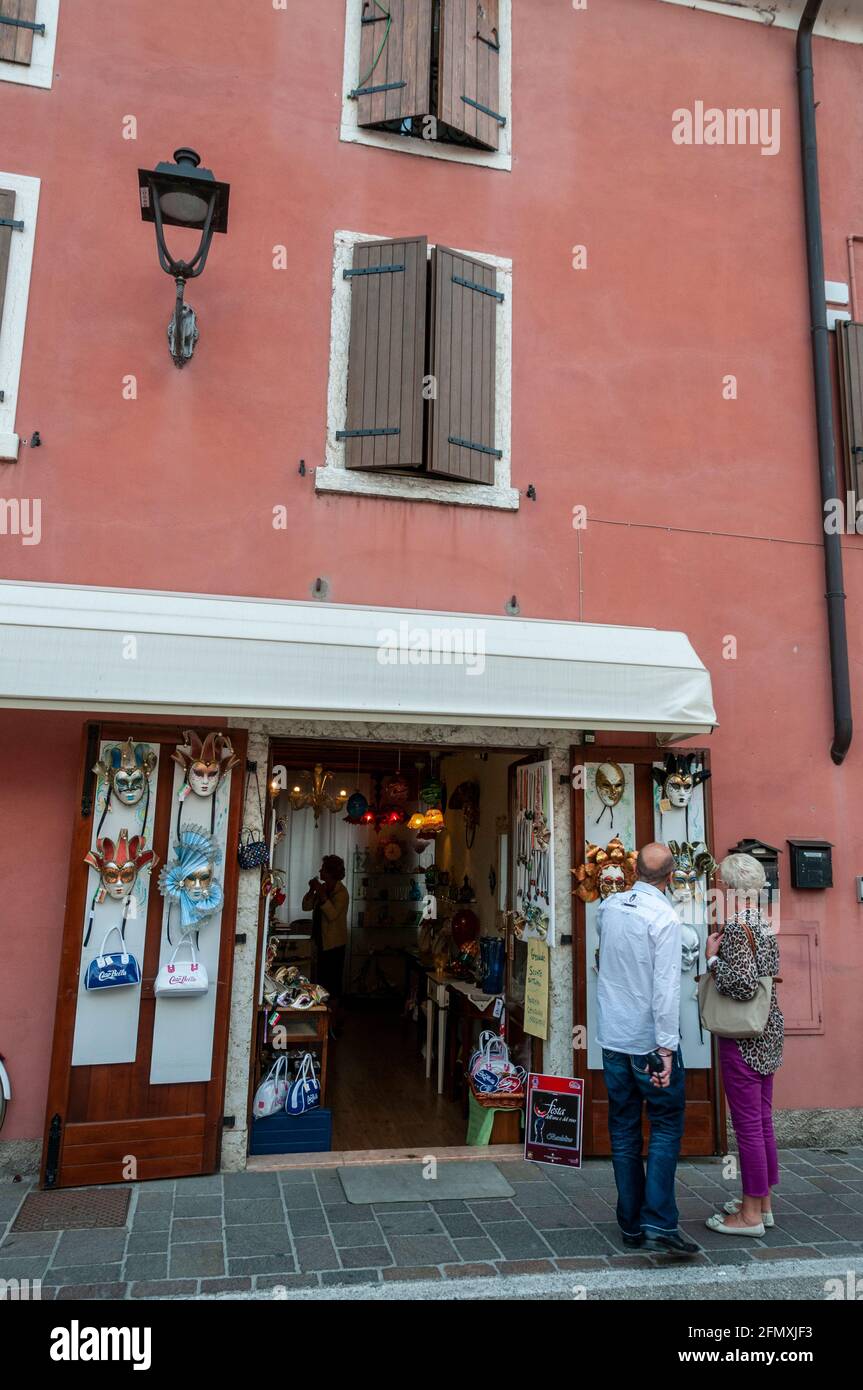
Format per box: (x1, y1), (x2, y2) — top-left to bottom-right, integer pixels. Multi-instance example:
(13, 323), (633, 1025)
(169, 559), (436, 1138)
(524, 1073), (584, 1169)
(523, 940), (549, 1039)
(513, 759), (555, 944)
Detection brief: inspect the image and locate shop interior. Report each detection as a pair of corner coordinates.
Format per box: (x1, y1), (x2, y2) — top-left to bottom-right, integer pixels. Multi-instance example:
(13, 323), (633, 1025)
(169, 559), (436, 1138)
(251, 739), (540, 1155)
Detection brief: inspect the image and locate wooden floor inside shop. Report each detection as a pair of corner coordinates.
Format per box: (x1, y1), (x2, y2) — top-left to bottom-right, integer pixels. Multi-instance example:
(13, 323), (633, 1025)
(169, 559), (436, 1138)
(327, 1004), (467, 1152)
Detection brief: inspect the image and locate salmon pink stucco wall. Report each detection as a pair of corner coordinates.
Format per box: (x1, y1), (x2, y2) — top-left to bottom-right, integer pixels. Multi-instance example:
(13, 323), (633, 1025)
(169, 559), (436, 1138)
(1, 0), (862, 1138)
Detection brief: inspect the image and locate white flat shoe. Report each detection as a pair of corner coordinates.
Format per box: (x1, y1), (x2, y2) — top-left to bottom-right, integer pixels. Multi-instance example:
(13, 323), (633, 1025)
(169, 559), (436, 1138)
(724, 1197), (774, 1228)
(706, 1213), (765, 1237)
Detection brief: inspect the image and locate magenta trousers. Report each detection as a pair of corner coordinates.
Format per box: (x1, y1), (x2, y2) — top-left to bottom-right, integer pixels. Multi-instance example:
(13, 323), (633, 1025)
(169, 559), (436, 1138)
(718, 1037), (780, 1198)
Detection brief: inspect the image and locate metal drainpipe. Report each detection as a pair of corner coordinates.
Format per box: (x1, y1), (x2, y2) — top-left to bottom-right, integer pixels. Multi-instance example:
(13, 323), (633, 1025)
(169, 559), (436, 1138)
(797, 0), (853, 764)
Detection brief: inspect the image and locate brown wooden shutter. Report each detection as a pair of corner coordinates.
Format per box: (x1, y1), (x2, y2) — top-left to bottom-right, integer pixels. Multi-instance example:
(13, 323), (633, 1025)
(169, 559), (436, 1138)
(341, 236), (428, 472)
(837, 321), (863, 502)
(437, 0), (503, 152)
(355, 0), (432, 130)
(427, 245), (500, 484)
(0, 188), (17, 339)
(0, 0), (39, 65)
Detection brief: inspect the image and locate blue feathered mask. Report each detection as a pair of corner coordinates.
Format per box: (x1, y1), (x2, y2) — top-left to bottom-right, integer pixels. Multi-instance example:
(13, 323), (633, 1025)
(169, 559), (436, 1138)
(158, 824), (223, 929)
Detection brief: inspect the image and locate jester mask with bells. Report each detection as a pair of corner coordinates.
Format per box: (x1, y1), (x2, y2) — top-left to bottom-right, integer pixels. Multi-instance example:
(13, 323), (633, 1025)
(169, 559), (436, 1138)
(667, 840), (717, 903)
(573, 837), (638, 903)
(95, 739), (157, 808)
(85, 829), (157, 901)
(158, 825), (223, 929)
(172, 730), (240, 800)
(653, 754), (711, 810)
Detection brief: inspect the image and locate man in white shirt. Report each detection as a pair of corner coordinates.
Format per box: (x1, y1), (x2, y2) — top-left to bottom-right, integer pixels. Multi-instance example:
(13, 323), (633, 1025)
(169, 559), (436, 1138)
(596, 842), (698, 1257)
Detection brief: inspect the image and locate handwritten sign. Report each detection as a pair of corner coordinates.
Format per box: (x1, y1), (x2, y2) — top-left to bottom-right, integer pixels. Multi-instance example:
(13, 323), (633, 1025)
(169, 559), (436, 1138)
(523, 940), (549, 1039)
(524, 1073), (584, 1169)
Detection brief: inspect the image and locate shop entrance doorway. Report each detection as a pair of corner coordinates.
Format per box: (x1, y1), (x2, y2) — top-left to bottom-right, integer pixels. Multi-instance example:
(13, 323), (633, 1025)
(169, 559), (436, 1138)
(253, 737), (541, 1159)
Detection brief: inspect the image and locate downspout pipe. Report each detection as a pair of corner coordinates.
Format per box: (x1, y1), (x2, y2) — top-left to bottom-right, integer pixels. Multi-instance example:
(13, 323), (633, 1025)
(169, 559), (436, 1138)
(797, 0), (853, 764)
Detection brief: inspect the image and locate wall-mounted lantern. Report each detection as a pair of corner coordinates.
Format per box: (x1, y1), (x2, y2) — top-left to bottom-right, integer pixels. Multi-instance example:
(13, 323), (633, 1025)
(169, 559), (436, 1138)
(137, 148), (230, 368)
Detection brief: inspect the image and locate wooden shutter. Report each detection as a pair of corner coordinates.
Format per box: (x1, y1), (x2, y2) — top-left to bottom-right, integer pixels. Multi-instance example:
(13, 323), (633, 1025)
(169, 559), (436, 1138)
(341, 236), (427, 471)
(355, 0), (432, 129)
(0, 188), (16, 339)
(837, 321), (863, 502)
(0, 0), (39, 65)
(428, 245), (500, 483)
(437, 0), (503, 152)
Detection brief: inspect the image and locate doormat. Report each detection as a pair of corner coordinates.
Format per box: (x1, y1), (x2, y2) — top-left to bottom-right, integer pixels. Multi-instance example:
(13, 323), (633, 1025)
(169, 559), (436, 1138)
(11, 1187), (131, 1233)
(337, 1161), (514, 1205)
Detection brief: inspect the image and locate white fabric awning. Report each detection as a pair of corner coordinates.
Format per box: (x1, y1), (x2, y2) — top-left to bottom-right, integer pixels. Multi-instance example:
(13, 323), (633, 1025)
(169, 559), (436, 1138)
(0, 581), (717, 736)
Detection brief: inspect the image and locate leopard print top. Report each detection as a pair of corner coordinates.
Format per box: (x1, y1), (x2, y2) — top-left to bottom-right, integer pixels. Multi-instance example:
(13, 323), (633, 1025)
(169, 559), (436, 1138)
(711, 909), (784, 1075)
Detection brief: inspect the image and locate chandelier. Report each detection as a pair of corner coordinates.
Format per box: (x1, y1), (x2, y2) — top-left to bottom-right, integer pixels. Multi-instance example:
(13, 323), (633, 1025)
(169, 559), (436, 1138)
(288, 765), (348, 826)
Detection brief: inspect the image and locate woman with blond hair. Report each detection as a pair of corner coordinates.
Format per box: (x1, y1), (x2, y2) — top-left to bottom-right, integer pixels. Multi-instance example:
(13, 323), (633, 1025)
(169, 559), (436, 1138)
(704, 852), (783, 1236)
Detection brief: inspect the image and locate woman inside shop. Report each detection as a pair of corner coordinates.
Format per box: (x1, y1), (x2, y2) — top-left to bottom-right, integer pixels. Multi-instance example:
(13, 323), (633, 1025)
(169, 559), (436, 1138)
(303, 855), (349, 1040)
(704, 852), (784, 1237)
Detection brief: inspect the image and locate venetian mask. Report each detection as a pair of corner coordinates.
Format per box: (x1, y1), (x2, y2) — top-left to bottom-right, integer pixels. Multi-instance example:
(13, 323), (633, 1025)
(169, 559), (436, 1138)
(667, 840), (717, 902)
(680, 923), (700, 972)
(95, 739), (157, 808)
(598, 863), (626, 898)
(172, 730), (239, 799)
(573, 837), (638, 903)
(594, 762), (625, 824)
(653, 754), (710, 810)
(85, 829), (157, 900)
(158, 824), (223, 929)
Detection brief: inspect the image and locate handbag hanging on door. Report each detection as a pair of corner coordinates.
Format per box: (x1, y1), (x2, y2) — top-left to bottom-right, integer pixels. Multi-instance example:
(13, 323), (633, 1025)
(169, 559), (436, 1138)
(154, 935), (209, 997)
(85, 925), (142, 992)
(697, 921), (773, 1039)
(238, 764), (269, 870)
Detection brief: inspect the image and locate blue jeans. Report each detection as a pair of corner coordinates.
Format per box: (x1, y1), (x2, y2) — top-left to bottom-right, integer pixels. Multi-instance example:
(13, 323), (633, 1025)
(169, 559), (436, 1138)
(601, 1048), (686, 1237)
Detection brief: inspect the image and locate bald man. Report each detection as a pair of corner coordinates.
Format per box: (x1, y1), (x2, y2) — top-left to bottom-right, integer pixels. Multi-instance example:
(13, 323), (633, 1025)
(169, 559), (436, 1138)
(596, 842), (697, 1257)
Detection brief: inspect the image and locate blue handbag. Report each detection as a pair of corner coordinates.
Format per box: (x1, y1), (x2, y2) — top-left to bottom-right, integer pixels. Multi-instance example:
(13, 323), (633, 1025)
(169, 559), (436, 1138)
(286, 1053), (320, 1116)
(85, 926), (141, 992)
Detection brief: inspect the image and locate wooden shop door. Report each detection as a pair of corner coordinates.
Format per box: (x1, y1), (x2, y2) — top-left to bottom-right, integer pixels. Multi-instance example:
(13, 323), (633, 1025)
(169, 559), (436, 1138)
(41, 722), (247, 1188)
(571, 746), (723, 1157)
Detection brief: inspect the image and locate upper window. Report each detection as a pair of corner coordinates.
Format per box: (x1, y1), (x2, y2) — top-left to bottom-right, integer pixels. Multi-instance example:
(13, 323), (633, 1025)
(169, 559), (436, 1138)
(0, 171), (40, 461)
(318, 230), (517, 510)
(341, 0), (512, 171)
(0, 0), (60, 89)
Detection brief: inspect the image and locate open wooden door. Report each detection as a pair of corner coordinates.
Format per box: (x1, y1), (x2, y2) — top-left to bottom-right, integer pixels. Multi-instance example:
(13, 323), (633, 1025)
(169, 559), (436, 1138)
(504, 753), (549, 1078)
(41, 722), (247, 1188)
(571, 746), (723, 1157)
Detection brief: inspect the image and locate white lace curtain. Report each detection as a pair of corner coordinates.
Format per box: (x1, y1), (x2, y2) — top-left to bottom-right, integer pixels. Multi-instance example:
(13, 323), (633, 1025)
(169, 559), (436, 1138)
(272, 774), (370, 923)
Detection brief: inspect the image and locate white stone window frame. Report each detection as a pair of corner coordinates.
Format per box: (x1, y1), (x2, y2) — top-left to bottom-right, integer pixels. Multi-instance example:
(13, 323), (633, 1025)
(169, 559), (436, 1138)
(0, 0), (60, 90)
(0, 170), (39, 462)
(339, 0), (512, 173)
(318, 229), (518, 511)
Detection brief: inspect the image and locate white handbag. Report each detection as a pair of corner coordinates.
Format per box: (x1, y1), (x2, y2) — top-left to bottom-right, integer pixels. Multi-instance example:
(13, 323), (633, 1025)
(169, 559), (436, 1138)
(154, 935), (209, 997)
(469, 1030), (516, 1079)
(253, 1054), (289, 1120)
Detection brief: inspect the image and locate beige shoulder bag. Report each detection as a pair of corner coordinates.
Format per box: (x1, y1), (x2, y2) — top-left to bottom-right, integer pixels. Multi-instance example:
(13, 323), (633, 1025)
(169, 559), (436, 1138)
(697, 921), (773, 1039)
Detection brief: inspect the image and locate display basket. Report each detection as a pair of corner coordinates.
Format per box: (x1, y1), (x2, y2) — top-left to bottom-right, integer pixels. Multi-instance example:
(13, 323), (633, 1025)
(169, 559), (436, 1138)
(468, 1076), (525, 1111)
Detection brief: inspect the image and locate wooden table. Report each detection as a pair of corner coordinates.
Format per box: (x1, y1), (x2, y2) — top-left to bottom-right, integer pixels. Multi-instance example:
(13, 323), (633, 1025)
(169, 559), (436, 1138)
(257, 1004), (329, 1104)
(425, 972), (503, 1098)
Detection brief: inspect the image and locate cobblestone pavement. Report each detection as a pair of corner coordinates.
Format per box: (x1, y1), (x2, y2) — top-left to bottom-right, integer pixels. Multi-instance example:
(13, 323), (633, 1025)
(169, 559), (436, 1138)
(1, 1145), (862, 1299)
